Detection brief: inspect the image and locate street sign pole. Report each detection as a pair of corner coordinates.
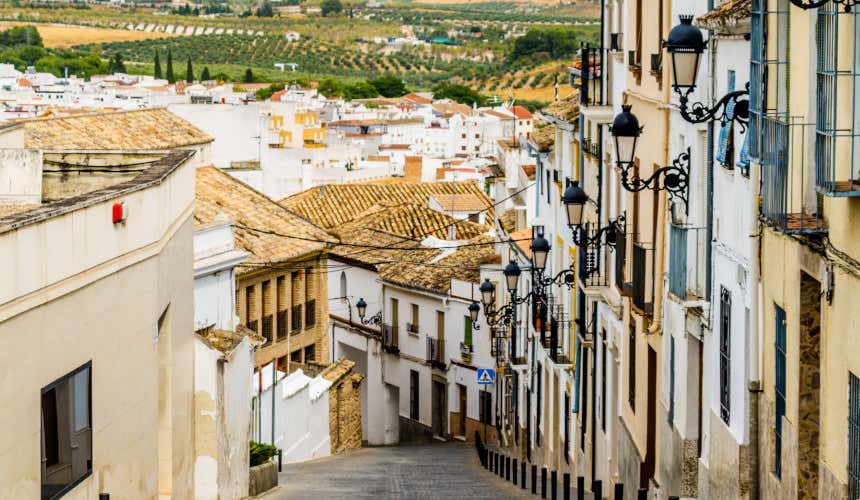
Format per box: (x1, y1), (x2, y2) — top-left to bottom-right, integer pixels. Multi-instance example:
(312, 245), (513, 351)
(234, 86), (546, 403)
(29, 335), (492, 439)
(483, 384), (487, 443)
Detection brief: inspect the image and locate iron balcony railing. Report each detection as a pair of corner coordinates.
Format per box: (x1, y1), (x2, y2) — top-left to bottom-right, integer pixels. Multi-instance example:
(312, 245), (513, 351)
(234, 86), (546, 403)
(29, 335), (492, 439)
(814, 3), (860, 198)
(578, 224), (610, 289)
(291, 304), (302, 332)
(382, 324), (399, 354)
(548, 309), (572, 365)
(426, 337), (445, 368)
(760, 115), (827, 234)
(668, 225), (707, 301)
(631, 242), (654, 314)
(304, 299), (316, 328)
(570, 44), (606, 107)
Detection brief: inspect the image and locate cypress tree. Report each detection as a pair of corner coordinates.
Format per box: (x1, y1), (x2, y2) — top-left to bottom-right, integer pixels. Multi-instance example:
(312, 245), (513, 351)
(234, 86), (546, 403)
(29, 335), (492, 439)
(200, 66), (211, 81)
(185, 56), (194, 83)
(166, 48), (175, 84)
(153, 50), (162, 79)
(244, 68), (254, 83)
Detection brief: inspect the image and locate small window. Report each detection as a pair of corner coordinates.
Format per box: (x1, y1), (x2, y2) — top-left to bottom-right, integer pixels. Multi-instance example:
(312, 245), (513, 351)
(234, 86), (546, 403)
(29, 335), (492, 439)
(720, 287), (732, 424)
(304, 344), (315, 362)
(42, 363), (92, 499)
(339, 272), (347, 302)
(628, 324), (636, 410)
(290, 350), (302, 362)
(409, 370), (419, 420)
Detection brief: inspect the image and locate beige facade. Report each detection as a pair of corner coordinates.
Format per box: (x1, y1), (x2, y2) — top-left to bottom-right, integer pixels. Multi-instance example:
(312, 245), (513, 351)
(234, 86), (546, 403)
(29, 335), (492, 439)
(236, 255), (330, 369)
(0, 150), (196, 498)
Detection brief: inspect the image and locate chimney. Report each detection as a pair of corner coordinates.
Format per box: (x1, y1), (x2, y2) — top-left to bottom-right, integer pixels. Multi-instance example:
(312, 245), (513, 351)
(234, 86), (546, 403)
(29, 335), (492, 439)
(448, 224), (456, 240)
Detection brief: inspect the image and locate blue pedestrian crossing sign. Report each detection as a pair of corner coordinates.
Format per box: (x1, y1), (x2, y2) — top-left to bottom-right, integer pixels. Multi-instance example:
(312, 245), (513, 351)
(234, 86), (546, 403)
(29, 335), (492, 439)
(477, 368), (495, 385)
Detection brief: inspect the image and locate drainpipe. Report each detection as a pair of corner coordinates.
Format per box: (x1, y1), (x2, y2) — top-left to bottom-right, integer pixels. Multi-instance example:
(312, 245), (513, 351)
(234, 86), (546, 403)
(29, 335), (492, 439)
(646, 71), (671, 336)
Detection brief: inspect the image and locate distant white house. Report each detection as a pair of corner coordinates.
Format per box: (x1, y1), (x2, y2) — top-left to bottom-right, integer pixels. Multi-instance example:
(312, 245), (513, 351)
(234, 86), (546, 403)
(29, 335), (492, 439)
(284, 31), (300, 42)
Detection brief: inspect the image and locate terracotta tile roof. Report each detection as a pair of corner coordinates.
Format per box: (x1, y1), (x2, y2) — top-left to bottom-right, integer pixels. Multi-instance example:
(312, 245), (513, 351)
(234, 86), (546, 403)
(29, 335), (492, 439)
(23, 108), (213, 150)
(543, 93), (579, 122)
(529, 124), (556, 152)
(195, 166), (333, 268)
(696, 0), (751, 33)
(401, 93), (433, 105)
(483, 109), (514, 120)
(429, 193), (487, 212)
(433, 102), (472, 116)
(498, 208), (518, 234)
(279, 181), (494, 230)
(509, 228), (532, 259)
(379, 235), (497, 294)
(510, 105), (533, 119)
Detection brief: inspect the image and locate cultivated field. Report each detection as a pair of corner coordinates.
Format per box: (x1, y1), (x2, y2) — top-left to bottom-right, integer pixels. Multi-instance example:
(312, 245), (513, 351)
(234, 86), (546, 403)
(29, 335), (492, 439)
(0, 22), (172, 48)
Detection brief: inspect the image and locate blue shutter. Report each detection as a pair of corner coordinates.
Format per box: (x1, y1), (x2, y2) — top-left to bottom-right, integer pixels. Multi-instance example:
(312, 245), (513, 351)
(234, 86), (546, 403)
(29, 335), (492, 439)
(774, 306), (787, 478)
(737, 127), (751, 172)
(715, 72), (736, 166)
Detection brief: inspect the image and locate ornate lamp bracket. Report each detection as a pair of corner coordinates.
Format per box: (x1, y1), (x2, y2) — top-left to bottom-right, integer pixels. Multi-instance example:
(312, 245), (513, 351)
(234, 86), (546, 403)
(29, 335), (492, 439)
(620, 147), (691, 214)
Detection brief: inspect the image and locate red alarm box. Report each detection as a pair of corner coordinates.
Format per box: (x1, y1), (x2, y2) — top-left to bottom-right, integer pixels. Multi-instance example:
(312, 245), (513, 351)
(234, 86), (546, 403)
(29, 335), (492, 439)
(112, 202), (127, 224)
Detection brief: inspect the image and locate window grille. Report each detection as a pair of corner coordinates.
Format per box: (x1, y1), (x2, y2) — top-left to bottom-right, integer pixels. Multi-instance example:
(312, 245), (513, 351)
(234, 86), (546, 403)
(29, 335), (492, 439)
(601, 331), (607, 432)
(410, 370), (419, 420)
(668, 336), (675, 427)
(628, 324), (636, 410)
(849, 372), (860, 499)
(774, 305), (787, 478)
(719, 287), (732, 425)
(305, 299), (316, 328)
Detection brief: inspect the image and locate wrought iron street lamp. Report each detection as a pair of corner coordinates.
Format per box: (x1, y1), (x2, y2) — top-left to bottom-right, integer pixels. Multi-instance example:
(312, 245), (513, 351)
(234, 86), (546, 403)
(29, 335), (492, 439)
(562, 180), (625, 248)
(469, 302), (480, 323)
(531, 234), (550, 273)
(480, 279), (496, 309)
(561, 180), (588, 228)
(611, 105), (691, 212)
(664, 16), (749, 130)
(355, 297), (382, 326)
(610, 105), (641, 169)
(503, 261), (522, 293)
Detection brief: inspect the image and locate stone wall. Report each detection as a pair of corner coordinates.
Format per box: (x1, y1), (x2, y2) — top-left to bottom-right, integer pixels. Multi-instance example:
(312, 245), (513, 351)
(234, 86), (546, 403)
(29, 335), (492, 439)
(702, 410), (750, 499)
(324, 360), (364, 454)
(617, 419), (643, 500)
(248, 461), (278, 497)
(797, 273), (821, 500)
(759, 397), (799, 500)
(658, 403), (682, 498)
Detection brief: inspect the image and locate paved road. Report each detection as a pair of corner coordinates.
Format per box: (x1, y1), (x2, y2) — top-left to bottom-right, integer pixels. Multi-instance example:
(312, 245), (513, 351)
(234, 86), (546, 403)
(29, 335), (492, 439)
(262, 442), (541, 499)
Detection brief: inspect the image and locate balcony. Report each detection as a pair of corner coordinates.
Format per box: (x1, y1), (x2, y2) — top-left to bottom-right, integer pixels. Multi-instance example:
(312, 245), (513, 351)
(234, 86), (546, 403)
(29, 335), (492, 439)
(668, 225), (707, 301)
(426, 337), (445, 369)
(628, 50), (641, 71)
(291, 304), (303, 333)
(615, 220), (629, 294)
(569, 45), (606, 108)
(760, 115), (827, 234)
(547, 310), (572, 365)
(578, 225), (609, 289)
(304, 299), (316, 328)
(631, 242), (654, 315)
(382, 325), (400, 354)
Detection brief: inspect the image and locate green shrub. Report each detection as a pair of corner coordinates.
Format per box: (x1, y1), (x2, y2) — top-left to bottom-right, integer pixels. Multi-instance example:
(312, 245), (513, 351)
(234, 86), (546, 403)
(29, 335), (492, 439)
(249, 441), (278, 467)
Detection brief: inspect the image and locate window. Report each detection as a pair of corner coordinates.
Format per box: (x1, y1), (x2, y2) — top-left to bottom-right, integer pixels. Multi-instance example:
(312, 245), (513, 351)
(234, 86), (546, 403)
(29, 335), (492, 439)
(42, 363), (92, 499)
(436, 310), (445, 343)
(512, 371), (519, 444)
(245, 284), (256, 325)
(774, 305), (787, 478)
(291, 271), (302, 332)
(408, 304), (419, 333)
(720, 287), (732, 424)
(277, 276), (287, 340)
(304, 344), (315, 362)
(564, 392), (570, 463)
(628, 324), (636, 410)
(849, 372), (860, 500)
(304, 267), (315, 329)
(262, 280), (273, 343)
(410, 370), (419, 420)
(601, 330), (607, 432)
(339, 272), (347, 301)
(580, 350), (588, 451)
(291, 350), (302, 362)
(463, 315), (472, 348)
(479, 390), (492, 425)
(536, 362), (542, 446)
(668, 335), (675, 426)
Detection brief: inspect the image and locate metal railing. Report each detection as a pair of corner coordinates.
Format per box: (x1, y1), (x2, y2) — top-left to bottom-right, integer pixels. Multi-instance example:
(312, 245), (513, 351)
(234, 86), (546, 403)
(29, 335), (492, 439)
(668, 225), (707, 301)
(631, 242), (654, 314)
(262, 315), (273, 344)
(615, 222), (628, 293)
(426, 337), (445, 368)
(578, 225), (609, 288)
(277, 310), (287, 340)
(760, 115), (827, 234)
(291, 304), (302, 332)
(570, 44), (606, 107)
(406, 322), (419, 334)
(382, 324), (399, 354)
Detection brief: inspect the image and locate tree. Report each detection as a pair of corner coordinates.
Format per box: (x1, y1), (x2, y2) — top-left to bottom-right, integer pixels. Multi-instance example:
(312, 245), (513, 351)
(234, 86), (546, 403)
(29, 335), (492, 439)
(432, 83), (486, 107)
(153, 50), (162, 79)
(368, 76), (407, 98)
(109, 53), (126, 74)
(343, 81), (379, 100)
(166, 48), (175, 83)
(200, 66), (211, 81)
(317, 77), (344, 98)
(255, 1), (274, 17)
(320, 0), (342, 17)
(244, 68), (254, 83)
(185, 56), (194, 82)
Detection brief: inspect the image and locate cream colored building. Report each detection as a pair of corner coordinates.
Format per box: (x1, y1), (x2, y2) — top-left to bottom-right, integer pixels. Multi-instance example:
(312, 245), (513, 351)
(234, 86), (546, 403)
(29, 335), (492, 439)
(0, 135), (197, 498)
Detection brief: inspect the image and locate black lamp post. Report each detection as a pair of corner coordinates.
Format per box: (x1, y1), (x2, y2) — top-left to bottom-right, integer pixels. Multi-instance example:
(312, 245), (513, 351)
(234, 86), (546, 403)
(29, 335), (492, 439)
(531, 234), (550, 273)
(561, 180), (624, 248)
(609, 105), (641, 169)
(480, 279), (496, 310)
(469, 301), (481, 327)
(611, 106), (692, 213)
(664, 15), (749, 130)
(355, 297), (382, 326)
(504, 261), (522, 293)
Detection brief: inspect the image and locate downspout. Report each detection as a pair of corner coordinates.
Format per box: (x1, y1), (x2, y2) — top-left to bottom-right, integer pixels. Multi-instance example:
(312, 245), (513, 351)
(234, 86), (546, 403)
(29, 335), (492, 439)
(647, 66), (671, 336)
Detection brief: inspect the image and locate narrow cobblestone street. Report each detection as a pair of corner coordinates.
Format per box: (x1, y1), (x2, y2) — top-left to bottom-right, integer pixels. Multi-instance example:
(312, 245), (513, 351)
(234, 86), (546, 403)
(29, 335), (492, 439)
(263, 443), (544, 499)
